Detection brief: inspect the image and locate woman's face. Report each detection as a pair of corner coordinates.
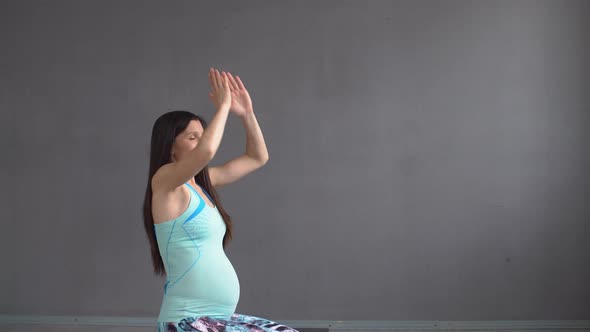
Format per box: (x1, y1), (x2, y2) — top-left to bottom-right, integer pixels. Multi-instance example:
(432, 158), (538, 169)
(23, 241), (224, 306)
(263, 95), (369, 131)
(171, 120), (204, 162)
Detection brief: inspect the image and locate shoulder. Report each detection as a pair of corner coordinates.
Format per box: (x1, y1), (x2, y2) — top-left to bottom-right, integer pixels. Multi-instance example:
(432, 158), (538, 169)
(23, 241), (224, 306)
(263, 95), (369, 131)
(152, 164), (175, 194)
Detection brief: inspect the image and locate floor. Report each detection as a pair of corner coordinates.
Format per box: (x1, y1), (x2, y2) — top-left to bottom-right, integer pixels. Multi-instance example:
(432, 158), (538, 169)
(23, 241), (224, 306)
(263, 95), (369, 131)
(0, 325), (328, 332)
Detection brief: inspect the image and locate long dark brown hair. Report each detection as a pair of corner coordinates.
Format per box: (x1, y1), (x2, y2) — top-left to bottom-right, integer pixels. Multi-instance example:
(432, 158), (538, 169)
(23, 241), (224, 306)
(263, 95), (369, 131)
(142, 110), (233, 276)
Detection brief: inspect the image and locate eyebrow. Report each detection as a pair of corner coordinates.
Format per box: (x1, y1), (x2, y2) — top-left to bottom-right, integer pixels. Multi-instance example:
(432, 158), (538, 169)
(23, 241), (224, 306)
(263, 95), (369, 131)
(187, 131), (202, 136)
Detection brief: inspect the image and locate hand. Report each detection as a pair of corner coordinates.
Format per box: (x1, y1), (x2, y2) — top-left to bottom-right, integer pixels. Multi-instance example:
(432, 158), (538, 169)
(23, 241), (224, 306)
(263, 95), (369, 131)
(225, 71), (253, 117)
(208, 68), (231, 109)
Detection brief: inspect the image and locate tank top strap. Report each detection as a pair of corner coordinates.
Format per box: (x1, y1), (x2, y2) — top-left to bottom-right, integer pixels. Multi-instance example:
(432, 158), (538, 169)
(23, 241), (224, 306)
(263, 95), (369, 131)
(184, 182), (198, 196)
(197, 183), (215, 204)
(184, 182), (216, 208)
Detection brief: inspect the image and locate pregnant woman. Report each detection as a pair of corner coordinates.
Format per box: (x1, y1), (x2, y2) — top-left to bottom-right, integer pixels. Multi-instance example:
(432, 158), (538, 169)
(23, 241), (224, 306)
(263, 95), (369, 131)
(142, 68), (298, 332)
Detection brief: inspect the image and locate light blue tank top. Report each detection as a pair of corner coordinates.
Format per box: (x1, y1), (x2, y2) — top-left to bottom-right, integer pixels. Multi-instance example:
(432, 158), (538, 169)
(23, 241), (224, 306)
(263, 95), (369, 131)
(154, 182), (240, 322)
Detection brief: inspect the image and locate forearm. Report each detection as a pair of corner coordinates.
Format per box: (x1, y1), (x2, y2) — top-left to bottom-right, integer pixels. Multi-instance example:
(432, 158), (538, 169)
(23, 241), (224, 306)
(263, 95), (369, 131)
(240, 111), (269, 162)
(200, 104), (231, 155)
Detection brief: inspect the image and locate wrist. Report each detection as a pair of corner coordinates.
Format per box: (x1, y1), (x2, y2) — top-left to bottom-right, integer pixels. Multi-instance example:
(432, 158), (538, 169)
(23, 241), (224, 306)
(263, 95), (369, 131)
(239, 110), (254, 121)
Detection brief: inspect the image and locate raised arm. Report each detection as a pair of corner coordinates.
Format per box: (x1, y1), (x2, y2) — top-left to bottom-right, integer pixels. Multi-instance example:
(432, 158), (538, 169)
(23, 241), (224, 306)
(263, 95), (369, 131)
(153, 69), (232, 192)
(209, 72), (268, 188)
(210, 111), (269, 188)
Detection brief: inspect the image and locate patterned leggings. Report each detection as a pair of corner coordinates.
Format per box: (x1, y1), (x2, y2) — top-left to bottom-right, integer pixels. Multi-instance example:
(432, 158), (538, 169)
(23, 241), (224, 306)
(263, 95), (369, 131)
(157, 312), (299, 332)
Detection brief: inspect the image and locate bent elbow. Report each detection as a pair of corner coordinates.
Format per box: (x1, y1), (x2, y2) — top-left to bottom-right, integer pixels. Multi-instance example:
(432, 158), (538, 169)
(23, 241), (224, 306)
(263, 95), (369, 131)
(197, 144), (216, 162)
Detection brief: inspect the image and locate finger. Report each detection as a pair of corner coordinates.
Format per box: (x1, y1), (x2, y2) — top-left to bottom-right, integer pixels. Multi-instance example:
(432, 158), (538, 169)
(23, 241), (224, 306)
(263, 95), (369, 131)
(210, 68), (216, 88)
(221, 72), (230, 90)
(212, 68), (219, 88)
(227, 72), (239, 91)
(216, 70), (223, 89)
(235, 75), (246, 90)
(223, 72), (230, 88)
(211, 68), (220, 90)
(221, 71), (228, 89)
(209, 68), (215, 88)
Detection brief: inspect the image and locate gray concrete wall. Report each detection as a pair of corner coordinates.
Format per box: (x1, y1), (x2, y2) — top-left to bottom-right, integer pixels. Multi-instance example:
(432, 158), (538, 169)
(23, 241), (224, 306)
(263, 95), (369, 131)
(1, 0), (588, 325)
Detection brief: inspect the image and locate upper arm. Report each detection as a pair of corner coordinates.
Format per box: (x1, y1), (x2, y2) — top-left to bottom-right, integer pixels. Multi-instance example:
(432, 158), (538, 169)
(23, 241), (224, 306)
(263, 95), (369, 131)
(209, 154), (267, 188)
(152, 145), (214, 192)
